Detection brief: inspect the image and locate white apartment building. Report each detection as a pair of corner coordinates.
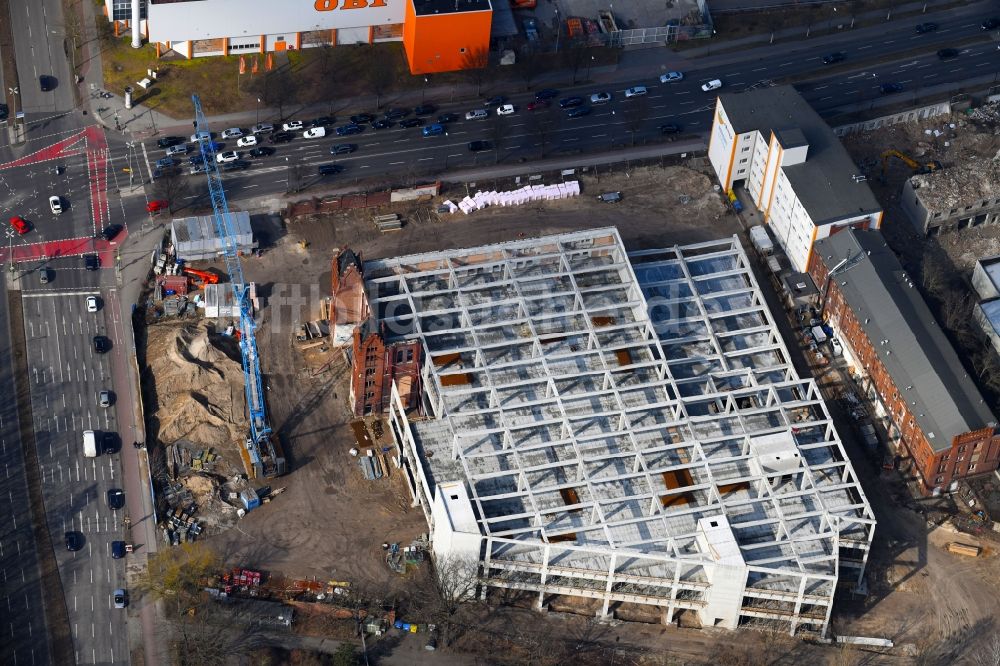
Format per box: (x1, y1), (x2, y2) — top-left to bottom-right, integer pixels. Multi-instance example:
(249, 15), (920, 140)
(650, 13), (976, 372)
(708, 85), (882, 272)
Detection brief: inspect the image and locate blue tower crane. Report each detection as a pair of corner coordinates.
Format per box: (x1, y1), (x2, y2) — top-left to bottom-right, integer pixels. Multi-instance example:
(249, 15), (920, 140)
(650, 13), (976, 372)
(192, 94), (285, 478)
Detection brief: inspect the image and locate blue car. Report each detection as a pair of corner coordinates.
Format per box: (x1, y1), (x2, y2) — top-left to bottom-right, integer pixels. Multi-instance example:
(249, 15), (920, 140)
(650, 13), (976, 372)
(208, 141), (224, 151)
(421, 123), (445, 137)
(155, 157), (177, 168)
(535, 88), (559, 100)
(336, 124), (363, 136)
(566, 106), (591, 118)
(559, 96), (584, 108)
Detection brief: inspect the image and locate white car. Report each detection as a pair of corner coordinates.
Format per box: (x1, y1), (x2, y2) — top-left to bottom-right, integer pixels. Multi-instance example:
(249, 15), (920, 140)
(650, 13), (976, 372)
(303, 127), (326, 139)
(49, 196), (63, 214)
(220, 127), (244, 139)
(590, 92), (612, 104)
(282, 120), (304, 131)
(191, 130), (211, 142)
(86, 296), (98, 313)
(216, 151), (240, 164)
(701, 79), (723, 92)
(496, 104), (516, 116)
(659, 71), (684, 83)
(236, 135), (257, 147)
(624, 86), (647, 98)
(251, 122), (274, 134)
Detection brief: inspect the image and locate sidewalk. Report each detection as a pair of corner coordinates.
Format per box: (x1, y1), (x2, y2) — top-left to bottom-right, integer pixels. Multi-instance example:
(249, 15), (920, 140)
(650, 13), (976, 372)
(78, 0), (972, 140)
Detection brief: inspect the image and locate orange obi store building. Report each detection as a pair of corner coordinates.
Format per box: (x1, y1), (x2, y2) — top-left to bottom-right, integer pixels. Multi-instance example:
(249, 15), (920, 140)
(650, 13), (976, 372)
(104, 0), (493, 74)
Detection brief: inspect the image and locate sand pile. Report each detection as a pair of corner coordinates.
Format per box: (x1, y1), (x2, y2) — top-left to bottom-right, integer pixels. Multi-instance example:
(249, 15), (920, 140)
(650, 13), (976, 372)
(147, 322), (248, 450)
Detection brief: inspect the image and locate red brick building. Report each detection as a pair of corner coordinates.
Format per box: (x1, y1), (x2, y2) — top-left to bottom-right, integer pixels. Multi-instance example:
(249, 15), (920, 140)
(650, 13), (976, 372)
(331, 248), (423, 417)
(809, 229), (1000, 493)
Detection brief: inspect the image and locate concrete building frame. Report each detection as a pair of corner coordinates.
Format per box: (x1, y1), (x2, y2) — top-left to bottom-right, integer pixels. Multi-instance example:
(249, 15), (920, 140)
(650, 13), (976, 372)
(367, 228), (873, 635)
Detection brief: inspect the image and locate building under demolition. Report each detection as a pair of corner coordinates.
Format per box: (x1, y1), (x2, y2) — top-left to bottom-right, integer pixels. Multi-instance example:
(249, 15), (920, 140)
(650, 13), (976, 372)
(354, 228), (873, 635)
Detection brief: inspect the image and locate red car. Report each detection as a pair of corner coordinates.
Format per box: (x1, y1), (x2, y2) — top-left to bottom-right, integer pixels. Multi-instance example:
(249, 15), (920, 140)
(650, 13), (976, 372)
(10, 216), (29, 234)
(146, 200), (169, 213)
(526, 100), (551, 111)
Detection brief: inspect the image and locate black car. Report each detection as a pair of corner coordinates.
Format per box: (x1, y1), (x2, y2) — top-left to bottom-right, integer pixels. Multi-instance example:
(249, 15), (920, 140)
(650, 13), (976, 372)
(559, 96), (584, 108)
(39, 75), (54, 92)
(111, 541), (127, 559)
(310, 116), (336, 127)
(0, 103), (8, 121)
(437, 113), (459, 124)
(65, 531), (83, 551)
(535, 88), (559, 100)
(335, 123), (364, 136)
(157, 136), (184, 148)
(189, 153), (206, 165)
(84, 254), (99, 271)
(223, 160), (251, 171)
(318, 163), (344, 175)
(468, 140), (492, 152)
(659, 123), (682, 135)
(350, 113), (375, 124)
(103, 432), (118, 454)
(982, 18), (1000, 30)
(879, 82), (903, 94)
(915, 22), (938, 33)
(370, 118), (393, 130)
(399, 118), (424, 128)
(937, 48), (959, 59)
(93, 336), (109, 354)
(483, 95), (507, 107)
(248, 146), (275, 158)
(566, 106), (591, 118)
(384, 108), (410, 120)
(822, 52), (846, 64)
(102, 225), (122, 241)
(413, 103), (438, 116)
(107, 489), (125, 510)
(269, 131), (295, 143)
(330, 143), (357, 155)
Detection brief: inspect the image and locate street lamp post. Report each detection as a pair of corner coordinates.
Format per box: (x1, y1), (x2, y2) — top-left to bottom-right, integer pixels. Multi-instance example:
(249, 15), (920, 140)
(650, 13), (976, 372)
(7, 86), (18, 125)
(285, 157), (291, 193)
(587, 55), (595, 80)
(256, 97), (261, 126)
(554, 7), (561, 53)
(422, 77), (429, 103)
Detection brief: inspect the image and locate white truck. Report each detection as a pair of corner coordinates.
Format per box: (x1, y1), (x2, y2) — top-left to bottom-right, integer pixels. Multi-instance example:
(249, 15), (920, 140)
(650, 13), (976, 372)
(83, 430), (98, 458)
(749, 226), (774, 256)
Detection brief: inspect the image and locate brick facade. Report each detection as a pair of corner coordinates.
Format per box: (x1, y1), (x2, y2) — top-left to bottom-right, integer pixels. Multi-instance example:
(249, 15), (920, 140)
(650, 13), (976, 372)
(350, 324), (422, 417)
(808, 251), (1000, 492)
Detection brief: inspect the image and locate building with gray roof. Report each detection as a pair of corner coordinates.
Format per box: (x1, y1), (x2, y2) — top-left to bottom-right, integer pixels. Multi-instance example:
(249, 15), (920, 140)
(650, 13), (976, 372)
(708, 85), (882, 272)
(808, 228), (1000, 493)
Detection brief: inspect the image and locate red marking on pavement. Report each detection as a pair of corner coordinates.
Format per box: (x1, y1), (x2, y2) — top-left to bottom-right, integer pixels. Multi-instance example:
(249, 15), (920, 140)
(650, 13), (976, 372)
(0, 130), (89, 171)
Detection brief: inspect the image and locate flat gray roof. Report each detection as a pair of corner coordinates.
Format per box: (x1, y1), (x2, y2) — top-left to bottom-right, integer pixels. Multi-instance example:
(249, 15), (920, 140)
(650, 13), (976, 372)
(719, 85), (881, 226)
(814, 229), (996, 450)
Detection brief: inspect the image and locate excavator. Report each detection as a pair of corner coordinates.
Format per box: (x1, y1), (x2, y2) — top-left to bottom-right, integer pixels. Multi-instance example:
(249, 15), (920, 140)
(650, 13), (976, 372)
(879, 149), (943, 183)
(181, 266), (220, 285)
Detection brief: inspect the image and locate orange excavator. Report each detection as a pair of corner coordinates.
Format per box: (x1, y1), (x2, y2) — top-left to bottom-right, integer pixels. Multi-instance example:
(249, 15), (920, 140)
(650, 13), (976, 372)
(181, 267), (220, 285)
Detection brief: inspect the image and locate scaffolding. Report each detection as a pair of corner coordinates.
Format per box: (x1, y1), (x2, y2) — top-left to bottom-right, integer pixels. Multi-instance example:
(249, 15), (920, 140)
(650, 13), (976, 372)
(372, 228), (874, 636)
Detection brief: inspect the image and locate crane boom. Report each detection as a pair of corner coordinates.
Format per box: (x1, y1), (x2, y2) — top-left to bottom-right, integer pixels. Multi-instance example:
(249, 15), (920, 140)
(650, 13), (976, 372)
(192, 94), (284, 478)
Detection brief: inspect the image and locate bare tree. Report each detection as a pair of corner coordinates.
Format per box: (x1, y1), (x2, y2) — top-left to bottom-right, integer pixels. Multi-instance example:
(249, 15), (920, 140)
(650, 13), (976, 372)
(567, 42), (592, 84)
(622, 96), (649, 147)
(461, 46), (491, 97)
(510, 44), (538, 92)
(414, 554), (481, 647)
(255, 68), (298, 122)
(527, 104), (558, 158)
(152, 168), (191, 213)
(365, 46), (395, 110)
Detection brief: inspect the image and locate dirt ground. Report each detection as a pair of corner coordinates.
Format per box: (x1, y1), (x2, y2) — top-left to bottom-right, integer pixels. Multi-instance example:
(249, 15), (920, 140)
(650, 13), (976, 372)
(181, 162), (736, 591)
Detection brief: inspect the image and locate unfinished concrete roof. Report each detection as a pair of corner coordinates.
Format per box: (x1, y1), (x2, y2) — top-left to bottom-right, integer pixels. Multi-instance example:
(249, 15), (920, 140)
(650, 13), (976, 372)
(366, 228), (874, 591)
(719, 85), (881, 226)
(909, 161), (1000, 212)
(814, 228), (997, 450)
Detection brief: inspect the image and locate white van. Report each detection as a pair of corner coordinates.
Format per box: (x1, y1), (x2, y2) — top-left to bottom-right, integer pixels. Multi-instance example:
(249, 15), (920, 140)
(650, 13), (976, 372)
(83, 430), (98, 458)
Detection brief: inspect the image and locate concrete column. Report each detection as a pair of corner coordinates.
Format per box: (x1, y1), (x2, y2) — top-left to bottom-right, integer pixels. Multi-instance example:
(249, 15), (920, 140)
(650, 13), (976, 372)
(131, 0), (142, 48)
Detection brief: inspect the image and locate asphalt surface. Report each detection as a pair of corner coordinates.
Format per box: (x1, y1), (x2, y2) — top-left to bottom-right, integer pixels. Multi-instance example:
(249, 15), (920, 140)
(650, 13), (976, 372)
(135, 3), (1000, 210)
(20, 283), (130, 664)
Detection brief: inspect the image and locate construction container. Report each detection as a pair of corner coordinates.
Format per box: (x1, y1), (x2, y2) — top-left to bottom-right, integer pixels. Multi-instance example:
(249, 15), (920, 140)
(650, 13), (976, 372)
(946, 542), (981, 557)
(240, 489), (261, 511)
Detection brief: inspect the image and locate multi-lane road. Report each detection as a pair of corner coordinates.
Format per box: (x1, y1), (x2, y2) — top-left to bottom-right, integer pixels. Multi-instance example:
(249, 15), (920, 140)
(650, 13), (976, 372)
(135, 4), (1000, 209)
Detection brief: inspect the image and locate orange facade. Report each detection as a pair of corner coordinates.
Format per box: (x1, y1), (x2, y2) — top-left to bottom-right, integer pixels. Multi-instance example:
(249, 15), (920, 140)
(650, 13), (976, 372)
(403, 2), (492, 75)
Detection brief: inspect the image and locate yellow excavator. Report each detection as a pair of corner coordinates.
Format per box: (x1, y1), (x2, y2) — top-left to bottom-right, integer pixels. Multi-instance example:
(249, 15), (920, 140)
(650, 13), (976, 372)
(880, 149), (943, 182)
